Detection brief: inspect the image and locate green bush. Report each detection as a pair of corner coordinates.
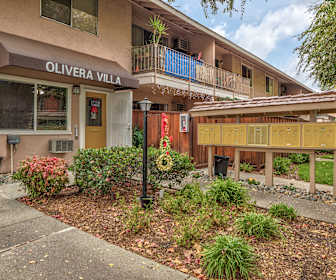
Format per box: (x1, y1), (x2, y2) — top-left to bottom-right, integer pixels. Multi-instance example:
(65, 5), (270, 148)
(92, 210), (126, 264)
(13, 156), (69, 198)
(269, 203), (297, 221)
(71, 146), (194, 195)
(178, 183), (204, 204)
(206, 178), (249, 206)
(147, 147), (194, 190)
(174, 216), (203, 248)
(240, 162), (254, 173)
(202, 235), (258, 280)
(123, 203), (152, 233)
(235, 212), (281, 240)
(132, 126), (144, 148)
(273, 157), (291, 175)
(289, 153), (309, 164)
(71, 147), (142, 195)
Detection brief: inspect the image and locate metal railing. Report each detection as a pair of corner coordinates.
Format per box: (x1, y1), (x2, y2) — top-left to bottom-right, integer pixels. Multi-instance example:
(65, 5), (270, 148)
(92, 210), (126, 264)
(132, 44), (252, 97)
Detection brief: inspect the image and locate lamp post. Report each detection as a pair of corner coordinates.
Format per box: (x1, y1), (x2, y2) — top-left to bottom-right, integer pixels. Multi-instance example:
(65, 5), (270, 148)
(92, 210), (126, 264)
(138, 98), (152, 208)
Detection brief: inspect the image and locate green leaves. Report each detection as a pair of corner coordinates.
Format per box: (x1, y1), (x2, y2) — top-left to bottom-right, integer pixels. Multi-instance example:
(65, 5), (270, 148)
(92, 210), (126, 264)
(296, 1), (336, 89)
(148, 16), (168, 44)
(71, 146), (194, 195)
(206, 178), (250, 206)
(269, 203), (297, 221)
(235, 212), (281, 240)
(202, 235), (258, 280)
(273, 157), (291, 175)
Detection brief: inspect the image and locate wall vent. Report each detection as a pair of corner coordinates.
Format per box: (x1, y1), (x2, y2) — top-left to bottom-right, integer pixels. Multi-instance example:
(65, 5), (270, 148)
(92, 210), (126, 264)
(49, 139), (73, 153)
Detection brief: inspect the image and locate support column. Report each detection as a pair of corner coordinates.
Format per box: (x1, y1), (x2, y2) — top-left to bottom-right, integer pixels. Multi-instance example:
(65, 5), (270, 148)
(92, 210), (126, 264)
(208, 146), (213, 178)
(333, 151), (336, 199)
(234, 149), (240, 181)
(309, 152), (316, 194)
(265, 151), (273, 187)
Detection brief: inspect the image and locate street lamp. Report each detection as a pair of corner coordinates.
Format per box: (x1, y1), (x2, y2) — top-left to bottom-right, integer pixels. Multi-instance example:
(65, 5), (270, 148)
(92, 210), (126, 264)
(138, 98), (152, 208)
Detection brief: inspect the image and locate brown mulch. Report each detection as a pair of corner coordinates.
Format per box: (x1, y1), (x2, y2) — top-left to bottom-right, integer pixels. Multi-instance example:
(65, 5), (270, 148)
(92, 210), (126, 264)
(19, 185), (336, 280)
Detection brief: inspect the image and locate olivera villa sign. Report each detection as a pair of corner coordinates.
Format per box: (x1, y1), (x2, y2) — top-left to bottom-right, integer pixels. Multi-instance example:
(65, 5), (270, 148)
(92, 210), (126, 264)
(45, 61), (121, 85)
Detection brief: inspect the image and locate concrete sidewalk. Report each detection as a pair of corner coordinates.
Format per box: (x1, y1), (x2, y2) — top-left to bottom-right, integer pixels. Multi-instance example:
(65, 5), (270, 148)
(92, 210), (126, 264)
(0, 184), (195, 280)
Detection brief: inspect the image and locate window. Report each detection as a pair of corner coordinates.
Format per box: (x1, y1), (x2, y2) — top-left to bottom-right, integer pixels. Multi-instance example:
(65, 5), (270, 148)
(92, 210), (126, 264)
(37, 85), (67, 130)
(242, 65), (253, 87)
(266, 76), (274, 95)
(0, 81), (35, 129)
(0, 78), (69, 131)
(41, 0), (98, 34)
(86, 97), (102, 126)
(132, 25), (168, 47)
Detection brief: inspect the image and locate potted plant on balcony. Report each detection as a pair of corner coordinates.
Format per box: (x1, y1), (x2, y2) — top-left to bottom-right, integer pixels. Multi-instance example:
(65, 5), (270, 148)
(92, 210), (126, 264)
(149, 15), (168, 45)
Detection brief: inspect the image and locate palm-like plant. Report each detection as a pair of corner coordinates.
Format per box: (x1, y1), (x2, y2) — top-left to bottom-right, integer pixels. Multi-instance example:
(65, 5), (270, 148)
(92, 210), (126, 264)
(148, 16), (168, 45)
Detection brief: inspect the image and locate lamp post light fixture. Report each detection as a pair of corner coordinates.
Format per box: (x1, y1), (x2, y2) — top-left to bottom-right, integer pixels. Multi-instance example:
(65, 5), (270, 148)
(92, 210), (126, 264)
(138, 98), (153, 208)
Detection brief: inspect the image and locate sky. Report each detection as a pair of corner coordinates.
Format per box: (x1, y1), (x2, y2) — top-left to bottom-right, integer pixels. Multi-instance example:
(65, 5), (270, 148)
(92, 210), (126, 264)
(165, 0), (320, 90)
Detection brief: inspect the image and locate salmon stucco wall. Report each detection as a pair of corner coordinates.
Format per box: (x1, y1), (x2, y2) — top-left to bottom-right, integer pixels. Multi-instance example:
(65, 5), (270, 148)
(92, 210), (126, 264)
(0, 0), (132, 71)
(0, 94), (80, 173)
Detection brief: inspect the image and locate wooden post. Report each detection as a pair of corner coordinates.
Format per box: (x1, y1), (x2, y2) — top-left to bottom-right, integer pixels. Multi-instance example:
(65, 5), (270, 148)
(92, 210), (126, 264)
(208, 146), (213, 178)
(234, 149), (240, 181)
(309, 111), (317, 122)
(333, 150), (336, 200)
(265, 151), (273, 187)
(309, 152), (316, 194)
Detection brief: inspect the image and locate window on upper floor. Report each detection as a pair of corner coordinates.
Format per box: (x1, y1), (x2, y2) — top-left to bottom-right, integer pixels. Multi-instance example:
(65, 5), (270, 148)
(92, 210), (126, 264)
(266, 76), (274, 95)
(132, 25), (168, 47)
(242, 64), (253, 87)
(41, 0), (98, 35)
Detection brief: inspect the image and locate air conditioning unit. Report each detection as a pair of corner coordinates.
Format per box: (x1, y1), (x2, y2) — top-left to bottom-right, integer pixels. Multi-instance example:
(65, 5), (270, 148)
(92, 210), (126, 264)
(49, 139), (73, 153)
(173, 38), (190, 53)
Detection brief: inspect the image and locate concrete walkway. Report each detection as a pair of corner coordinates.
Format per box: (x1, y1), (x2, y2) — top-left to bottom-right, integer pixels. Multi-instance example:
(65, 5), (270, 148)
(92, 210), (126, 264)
(248, 190), (336, 224)
(0, 184), (195, 280)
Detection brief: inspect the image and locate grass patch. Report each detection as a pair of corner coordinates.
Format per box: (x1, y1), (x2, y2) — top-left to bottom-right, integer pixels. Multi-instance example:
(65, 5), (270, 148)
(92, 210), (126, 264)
(235, 213), (281, 240)
(269, 203), (297, 221)
(298, 161), (333, 185)
(320, 154), (334, 160)
(202, 235), (258, 280)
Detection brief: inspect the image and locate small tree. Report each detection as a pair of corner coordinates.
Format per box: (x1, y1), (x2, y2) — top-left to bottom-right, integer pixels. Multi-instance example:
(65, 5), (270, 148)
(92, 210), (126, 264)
(148, 16), (168, 44)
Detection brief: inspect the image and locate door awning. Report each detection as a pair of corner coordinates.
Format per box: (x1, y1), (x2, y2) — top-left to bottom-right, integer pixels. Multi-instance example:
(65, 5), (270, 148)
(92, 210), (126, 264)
(0, 32), (139, 89)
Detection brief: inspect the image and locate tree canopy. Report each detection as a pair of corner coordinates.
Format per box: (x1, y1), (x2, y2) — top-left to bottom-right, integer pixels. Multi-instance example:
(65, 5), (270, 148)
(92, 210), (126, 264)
(296, 1), (336, 90)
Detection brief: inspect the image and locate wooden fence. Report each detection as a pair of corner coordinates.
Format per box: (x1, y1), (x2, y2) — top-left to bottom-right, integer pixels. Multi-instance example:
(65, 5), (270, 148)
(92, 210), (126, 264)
(133, 110), (298, 168)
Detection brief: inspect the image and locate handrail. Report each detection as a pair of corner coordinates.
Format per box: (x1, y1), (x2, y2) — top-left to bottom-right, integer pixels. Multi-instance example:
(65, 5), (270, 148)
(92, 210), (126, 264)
(132, 44), (252, 97)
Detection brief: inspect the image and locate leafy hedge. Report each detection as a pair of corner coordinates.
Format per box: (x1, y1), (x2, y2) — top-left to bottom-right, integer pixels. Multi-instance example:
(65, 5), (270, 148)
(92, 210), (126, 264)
(13, 156), (69, 198)
(71, 146), (194, 195)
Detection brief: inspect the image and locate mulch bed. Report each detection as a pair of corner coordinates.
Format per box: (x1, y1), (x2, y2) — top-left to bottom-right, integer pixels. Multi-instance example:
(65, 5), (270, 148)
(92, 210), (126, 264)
(19, 185), (336, 280)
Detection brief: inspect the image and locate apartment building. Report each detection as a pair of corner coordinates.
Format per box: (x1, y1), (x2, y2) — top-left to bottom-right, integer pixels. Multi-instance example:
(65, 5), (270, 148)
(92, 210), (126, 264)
(0, 0), (310, 172)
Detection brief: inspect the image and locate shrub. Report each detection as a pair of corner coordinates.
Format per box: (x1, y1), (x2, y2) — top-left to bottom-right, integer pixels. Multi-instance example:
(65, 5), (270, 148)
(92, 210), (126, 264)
(269, 203), (297, 221)
(123, 203), (152, 233)
(235, 212), (281, 239)
(202, 235), (258, 280)
(289, 153), (309, 164)
(240, 162), (254, 173)
(71, 146), (194, 195)
(178, 183), (204, 204)
(13, 156), (68, 198)
(132, 126), (143, 148)
(273, 157), (291, 175)
(147, 147), (194, 190)
(206, 178), (249, 206)
(175, 216), (203, 248)
(71, 147), (142, 195)
(247, 178), (260, 185)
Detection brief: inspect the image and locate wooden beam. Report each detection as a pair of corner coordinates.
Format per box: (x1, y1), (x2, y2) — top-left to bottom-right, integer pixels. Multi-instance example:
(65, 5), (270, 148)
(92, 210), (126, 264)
(309, 110), (317, 122)
(334, 150), (336, 200)
(208, 146), (213, 178)
(265, 151), (273, 187)
(234, 149), (240, 181)
(309, 152), (316, 194)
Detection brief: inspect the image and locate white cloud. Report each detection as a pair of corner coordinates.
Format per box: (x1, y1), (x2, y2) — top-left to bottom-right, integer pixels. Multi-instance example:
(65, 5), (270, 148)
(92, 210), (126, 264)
(211, 23), (228, 37)
(282, 55), (319, 91)
(232, 4), (313, 59)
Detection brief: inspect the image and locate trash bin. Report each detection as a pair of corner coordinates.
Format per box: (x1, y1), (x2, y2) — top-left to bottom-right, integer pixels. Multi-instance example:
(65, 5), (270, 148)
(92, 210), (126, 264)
(214, 155), (230, 177)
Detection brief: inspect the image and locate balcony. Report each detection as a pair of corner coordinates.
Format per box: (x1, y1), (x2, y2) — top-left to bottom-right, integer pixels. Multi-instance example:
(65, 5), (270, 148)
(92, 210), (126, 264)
(132, 44), (252, 99)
